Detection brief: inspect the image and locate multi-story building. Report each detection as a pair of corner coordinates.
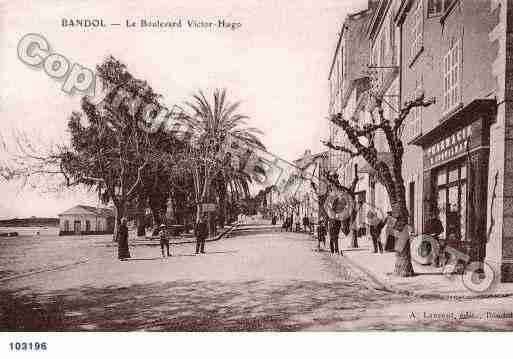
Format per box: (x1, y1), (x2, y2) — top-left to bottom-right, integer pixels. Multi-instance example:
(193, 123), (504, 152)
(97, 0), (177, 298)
(396, 0), (513, 281)
(327, 2), (377, 175)
(327, 0), (402, 245)
(365, 0), (406, 242)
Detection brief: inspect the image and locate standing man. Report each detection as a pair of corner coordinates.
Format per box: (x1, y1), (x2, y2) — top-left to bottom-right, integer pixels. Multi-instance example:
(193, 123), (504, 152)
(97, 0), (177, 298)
(425, 207), (444, 266)
(118, 218), (131, 261)
(195, 213), (208, 254)
(317, 218), (327, 250)
(384, 211), (396, 252)
(367, 211), (385, 254)
(159, 224), (171, 257)
(302, 215), (309, 233)
(328, 218), (342, 255)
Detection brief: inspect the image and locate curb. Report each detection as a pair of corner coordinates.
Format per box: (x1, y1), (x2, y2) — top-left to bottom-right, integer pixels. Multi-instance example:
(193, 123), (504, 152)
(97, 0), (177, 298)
(340, 253), (513, 300)
(0, 259), (89, 284)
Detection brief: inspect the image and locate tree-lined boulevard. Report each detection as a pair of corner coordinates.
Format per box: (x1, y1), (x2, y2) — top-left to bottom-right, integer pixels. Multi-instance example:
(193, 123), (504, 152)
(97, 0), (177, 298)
(2, 220), (513, 331)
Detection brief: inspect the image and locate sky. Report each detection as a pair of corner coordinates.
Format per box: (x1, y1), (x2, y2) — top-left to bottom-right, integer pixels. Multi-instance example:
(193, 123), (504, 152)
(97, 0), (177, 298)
(0, 0), (369, 218)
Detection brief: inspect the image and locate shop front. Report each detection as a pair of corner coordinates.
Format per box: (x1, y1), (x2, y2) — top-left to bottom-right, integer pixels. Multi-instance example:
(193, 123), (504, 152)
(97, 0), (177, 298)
(413, 100), (496, 263)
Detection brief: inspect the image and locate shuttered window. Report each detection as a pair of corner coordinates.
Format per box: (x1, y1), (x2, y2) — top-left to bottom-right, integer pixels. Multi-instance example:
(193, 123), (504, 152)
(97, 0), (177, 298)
(411, 0), (423, 61)
(443, 40), (461, 112)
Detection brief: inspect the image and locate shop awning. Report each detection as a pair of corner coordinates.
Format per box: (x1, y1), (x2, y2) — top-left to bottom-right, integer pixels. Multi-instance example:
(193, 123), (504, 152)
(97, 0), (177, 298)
(410, 99), (496, 148)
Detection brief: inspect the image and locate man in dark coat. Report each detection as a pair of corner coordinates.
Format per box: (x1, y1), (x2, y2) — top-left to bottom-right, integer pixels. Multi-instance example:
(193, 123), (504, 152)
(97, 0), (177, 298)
(118, 218), (131, 260)
(159, 224), (171, 257)
(195, 214), (208, 254)
(302, 215), (309, 233)
(425, 208), (444, 266)
(368, 211), (385, 254)
(384, 212), (396, 252)
(317, 218), (327, 250)
(328, 218), (342, 255)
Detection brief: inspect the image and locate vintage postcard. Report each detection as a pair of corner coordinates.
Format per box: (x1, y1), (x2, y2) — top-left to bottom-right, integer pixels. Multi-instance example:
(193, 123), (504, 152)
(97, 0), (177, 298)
(1, 0), (513, 351)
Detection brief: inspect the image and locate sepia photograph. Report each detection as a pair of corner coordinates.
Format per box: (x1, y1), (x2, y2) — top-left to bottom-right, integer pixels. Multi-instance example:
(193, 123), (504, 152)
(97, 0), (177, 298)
(1, 0), (513, 353)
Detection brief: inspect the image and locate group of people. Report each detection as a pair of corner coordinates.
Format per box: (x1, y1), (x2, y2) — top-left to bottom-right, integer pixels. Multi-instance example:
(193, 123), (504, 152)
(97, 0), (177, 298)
(315, 209), (435, 256)
(279, 214), (315, 233)
(316, 218), (342, 254)
(117, 214), (211, 261)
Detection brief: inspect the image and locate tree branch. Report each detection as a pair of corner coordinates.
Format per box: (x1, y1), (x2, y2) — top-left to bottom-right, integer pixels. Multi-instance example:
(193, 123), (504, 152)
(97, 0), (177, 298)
(321, 140), (361, 157)
(394, 94), (435, 133)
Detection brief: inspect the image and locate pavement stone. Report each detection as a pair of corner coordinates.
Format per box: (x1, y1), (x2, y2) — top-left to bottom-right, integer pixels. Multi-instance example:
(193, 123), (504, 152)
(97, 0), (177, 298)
(2, 221), (513, 331)
(324, 233), (513, 299)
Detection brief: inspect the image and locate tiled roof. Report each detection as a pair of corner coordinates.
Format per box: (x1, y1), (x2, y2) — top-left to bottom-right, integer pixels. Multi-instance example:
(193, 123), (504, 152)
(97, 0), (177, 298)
(59, 205), (115, 217)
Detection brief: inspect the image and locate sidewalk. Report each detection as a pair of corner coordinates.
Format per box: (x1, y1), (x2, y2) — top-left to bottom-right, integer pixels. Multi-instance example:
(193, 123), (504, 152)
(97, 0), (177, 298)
(336, 236), (513, 299)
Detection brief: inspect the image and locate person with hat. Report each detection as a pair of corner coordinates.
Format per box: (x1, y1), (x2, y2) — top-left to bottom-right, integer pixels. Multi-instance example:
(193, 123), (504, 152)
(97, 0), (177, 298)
(159, 224), (171, 257)
(317, 218), (327, 250)
(384, 211), (396, 252)
(118, 218), (131, 260)
(367, 210), (385, 254)
(195, 213), (208, 254)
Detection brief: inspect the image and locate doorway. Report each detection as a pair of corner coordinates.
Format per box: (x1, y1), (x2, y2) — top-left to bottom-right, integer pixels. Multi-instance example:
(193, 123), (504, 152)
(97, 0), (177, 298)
(435, 161), (467, 241)
(73, 220), (81, 234)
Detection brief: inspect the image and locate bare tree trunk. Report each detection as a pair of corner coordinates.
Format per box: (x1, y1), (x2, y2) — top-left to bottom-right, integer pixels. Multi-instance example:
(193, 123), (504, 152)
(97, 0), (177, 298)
(391, 198), (414, 277)
(114, 203), (124, 241)
(136, 195), (146, 237)
(113, 205), (121, 242)
(150, 206), (161, 227)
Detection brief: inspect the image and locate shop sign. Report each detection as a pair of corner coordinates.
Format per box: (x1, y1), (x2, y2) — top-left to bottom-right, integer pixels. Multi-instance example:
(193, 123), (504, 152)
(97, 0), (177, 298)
(425, 125), (472, 167)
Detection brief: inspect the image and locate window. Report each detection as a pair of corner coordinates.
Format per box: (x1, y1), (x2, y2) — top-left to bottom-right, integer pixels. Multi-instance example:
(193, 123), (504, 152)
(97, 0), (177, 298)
(380, 32), (386, 66)
(86, 220), (91, 232)
(404, 80), (422, 141)
(411, 0), (423, 61)
(342, 47), (347, 80)
(443, 39), (461, 112)
(427, 0), (454, 17)
(437, 169), (447, 185)
(389, 18), (396, 65)
(371, 43), (378, 67)
(411, 81), (422, 139)
(336, 58), (341, 91)
(64, 220), (69, 232)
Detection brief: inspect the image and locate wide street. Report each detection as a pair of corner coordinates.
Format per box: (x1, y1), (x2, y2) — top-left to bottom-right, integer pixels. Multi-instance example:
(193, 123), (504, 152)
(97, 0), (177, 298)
(1, 221), (513, 331)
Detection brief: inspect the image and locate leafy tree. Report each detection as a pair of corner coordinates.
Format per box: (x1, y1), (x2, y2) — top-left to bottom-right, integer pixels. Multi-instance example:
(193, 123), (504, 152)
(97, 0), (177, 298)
(180, 89), (265, 226)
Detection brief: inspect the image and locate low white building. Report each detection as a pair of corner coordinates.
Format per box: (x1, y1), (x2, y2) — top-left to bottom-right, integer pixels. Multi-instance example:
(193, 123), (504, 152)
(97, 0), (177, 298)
(58, 205), (115, 236)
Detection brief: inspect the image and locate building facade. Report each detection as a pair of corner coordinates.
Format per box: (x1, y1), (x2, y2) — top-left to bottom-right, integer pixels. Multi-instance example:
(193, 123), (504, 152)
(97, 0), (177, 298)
(58, 205), (115, 236)
(396, 0), (513, 281)
(326, 0), (513, 281)
(328, 2), (377, 174)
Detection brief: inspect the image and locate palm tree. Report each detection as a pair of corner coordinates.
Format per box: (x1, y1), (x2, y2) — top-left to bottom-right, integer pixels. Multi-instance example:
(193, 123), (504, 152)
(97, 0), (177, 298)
(182, 88), (265, 224)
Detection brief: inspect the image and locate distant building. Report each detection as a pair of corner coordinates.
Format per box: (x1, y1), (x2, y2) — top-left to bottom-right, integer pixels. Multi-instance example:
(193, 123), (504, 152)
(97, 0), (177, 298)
(58, 205), (115, 236)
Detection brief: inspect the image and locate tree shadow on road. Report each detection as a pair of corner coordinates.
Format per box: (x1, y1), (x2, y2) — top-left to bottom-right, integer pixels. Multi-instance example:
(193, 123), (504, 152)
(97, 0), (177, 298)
(0, 278), (409, 332)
